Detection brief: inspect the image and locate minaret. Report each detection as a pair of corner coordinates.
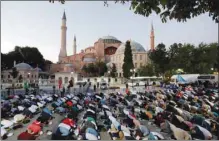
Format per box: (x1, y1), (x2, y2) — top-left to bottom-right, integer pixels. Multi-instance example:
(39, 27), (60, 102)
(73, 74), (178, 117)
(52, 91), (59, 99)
(59, 10), (67, 62)
(73, 35), (77, 55)
(150, 22), (155, 51)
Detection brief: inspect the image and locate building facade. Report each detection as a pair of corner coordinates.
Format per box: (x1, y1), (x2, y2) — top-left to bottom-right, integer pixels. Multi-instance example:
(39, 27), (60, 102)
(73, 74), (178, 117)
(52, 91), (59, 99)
(110, 40), (149, 77)
(49, 11), (156, 77)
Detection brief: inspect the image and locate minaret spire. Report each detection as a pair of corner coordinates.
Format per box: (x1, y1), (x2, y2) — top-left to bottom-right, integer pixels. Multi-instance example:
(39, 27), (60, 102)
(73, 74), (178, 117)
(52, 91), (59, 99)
(150, 21), (155, 51)
(59, 10), (67, 62)
(62, 10), (66, 20)
(73, 35), (77, 55)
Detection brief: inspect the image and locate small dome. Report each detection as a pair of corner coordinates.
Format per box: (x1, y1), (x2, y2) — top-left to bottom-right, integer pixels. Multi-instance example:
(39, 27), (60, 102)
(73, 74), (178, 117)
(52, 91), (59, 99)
(115, 40), (146, 54)
(15, 63), (32, 70)
(35, 67), (42, 72)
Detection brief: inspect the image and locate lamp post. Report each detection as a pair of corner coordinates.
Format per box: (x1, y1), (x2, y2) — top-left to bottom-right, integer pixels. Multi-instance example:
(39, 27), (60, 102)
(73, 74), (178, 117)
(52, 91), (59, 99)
(28, 72), (31, 84)
(71, 72), (74, 93)
(130, 68), (136, 88)
(108, 71), (110, 94)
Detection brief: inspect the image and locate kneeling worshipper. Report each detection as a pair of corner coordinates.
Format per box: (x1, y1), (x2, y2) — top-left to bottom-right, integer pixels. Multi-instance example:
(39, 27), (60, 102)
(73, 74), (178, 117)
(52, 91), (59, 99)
(78, 127), (100, 140)
(40, 108), (54, 125)
(51, 116), (76, 140)
(13, 114), (27, 129)
(27, 122), (43, 136)
(1, 127), (14, 140)
(1, 119), (14, 131)
(190, 125), (213, 140)
(108, 116), (124, 140)
(160, 120), (192, 140)
(17, 130), (37, 140)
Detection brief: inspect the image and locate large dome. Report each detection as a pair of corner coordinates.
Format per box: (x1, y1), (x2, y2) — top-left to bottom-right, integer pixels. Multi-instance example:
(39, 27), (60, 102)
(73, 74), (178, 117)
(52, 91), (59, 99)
(100, 36), (118, 40)
(99, 35), (121, 44)
(115, 40), (146, 54)
(83, 57), (96, 63)
(15, 63), (32, 70)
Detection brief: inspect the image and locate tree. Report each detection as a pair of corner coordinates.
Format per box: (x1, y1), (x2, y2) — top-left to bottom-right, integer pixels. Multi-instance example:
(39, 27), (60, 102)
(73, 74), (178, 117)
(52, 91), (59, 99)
(51, 0), (219, 23)
(9, 67), (19, 94)
(110, 63), (117, 78)
(87, 63), (96, 76)
(18, 75), (23, 82)
(149, 43), (169, 76)
(95, 61), (108, 76)
(122, 40), (134, 78)
(82, 65), (88, 74)
(1, 46), (53, 71)
(138, 64), (155, 76)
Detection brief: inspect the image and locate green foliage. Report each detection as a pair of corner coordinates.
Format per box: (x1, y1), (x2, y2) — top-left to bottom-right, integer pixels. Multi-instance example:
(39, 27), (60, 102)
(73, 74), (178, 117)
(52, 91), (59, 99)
(82, 62), (108, 76)
(148, 43), (169, 76)
(95, 61), (108, 76)
(138, 64), (155, 76)
(51, 0), (219, 23)
(1, 46), (53, 71)
(110, 63), (117, 78)
(18, 75), (23, 81)
(112, 0), (219, 23)
(149, 42), (218, 75)
(9, 67), (19, 79)
(122, 40), (134, 78)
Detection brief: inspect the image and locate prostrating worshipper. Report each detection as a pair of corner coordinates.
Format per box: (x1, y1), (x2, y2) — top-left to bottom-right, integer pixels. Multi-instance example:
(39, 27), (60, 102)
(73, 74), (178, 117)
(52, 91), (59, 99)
(17, 130), (37, 140)
(51, 122), (75, 140)
(13, 114), (27, 129)
(190, 124), (213, 140)
(160, 120), (192, 140)
(27, 122), (42, 136)
(1, 119), (14, 131)
(78, 127), (100, 140)
(40, 108), (54, 125)
(108, 123), (124, 140)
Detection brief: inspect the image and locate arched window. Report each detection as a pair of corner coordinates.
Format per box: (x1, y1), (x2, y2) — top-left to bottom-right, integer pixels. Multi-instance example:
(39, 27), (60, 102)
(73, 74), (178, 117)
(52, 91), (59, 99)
(64, 77), (68, 84)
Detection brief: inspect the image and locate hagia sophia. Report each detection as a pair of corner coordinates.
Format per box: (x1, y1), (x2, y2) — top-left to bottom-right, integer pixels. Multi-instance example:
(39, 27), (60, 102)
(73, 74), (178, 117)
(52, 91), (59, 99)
(1, 11), (155, 86)
(49, 11), (155, 77)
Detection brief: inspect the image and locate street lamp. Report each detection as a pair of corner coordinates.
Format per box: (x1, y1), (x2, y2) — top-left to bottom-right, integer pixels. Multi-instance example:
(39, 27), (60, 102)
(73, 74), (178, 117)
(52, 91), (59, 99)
(211, 68), (214, 71)
(130, 68), (136, 88)
(28, 72), (31, 83)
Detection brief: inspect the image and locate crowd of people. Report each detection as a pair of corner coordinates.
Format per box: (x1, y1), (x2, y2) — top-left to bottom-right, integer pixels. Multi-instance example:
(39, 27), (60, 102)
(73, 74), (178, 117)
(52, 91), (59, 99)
(1, 82), (219, 140)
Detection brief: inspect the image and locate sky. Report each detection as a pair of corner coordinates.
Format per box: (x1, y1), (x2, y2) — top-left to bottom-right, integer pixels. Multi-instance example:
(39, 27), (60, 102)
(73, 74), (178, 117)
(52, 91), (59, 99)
(1, 1), (218, 63)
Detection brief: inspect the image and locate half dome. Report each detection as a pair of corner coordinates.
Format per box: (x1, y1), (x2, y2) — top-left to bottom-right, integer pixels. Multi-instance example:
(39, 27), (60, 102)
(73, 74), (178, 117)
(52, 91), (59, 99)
(115, 40), (146, 54)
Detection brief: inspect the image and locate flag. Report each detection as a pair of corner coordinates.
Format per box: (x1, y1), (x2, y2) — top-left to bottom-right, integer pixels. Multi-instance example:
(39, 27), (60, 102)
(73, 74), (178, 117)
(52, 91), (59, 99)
(58, 79), (62, 89)
(24, 82), (29, 89)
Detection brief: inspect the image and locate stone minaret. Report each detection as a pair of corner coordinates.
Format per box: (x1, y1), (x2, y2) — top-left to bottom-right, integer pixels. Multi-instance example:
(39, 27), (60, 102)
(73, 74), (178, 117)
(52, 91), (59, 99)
(59, 10), (67, 62)
(150, 22), (155, 51)
(73, 35), (77, 55)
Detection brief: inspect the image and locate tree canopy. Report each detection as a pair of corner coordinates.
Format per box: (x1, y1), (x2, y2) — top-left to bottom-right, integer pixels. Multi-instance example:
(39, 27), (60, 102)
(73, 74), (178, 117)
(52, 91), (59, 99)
(148, 42), (218, 77)
(1, 46), (53, 71)
(122, 40), (134, 78)
(82, 62), (108, 77)
(110, 63), (117, 78)
(50, 0), (219, 23)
